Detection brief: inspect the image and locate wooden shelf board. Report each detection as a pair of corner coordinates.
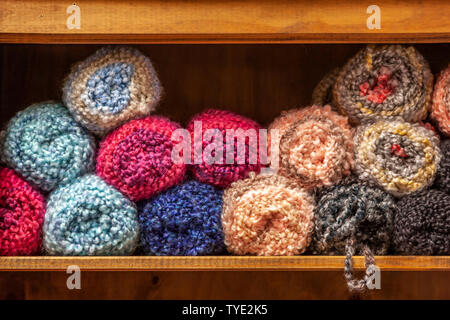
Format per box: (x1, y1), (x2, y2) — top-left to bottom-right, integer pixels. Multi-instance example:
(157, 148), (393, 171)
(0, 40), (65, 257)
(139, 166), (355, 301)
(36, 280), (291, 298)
(0, 256), (449, 271)
(1, 0), (449, 44)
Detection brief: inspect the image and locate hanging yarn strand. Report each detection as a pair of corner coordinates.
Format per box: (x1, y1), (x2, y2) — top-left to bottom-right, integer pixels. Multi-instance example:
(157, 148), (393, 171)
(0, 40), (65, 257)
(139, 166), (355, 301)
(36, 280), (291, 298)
(344, 238), (376, 293)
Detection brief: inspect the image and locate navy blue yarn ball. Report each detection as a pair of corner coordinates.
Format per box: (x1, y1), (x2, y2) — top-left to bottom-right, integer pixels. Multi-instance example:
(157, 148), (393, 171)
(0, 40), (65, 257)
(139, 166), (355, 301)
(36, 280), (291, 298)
(139, 180), (226, 255)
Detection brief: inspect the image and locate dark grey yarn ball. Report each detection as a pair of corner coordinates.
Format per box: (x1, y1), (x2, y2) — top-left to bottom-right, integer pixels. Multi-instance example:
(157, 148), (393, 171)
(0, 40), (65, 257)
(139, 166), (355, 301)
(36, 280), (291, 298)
(434, 140), (450, 194)
(393, 189), (450, 255)
(313, 182), (395, 255)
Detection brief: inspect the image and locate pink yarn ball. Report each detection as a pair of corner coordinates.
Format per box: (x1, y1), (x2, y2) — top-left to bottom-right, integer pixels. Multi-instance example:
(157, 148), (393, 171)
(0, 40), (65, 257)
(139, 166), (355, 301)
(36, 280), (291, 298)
(187, 109), (262, 187)
(431, 65), (450, 136)
(269, 105), (354, 189)
(96, 116), (186, 201)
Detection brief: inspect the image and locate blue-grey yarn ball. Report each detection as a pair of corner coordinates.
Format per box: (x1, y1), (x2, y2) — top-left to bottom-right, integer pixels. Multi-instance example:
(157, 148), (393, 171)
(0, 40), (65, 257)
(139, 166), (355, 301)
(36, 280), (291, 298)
(43, 174), (139, 256)
(312, 182), (396, 255)
(139, 180), (226, 256)
(2, 102), (96, 192)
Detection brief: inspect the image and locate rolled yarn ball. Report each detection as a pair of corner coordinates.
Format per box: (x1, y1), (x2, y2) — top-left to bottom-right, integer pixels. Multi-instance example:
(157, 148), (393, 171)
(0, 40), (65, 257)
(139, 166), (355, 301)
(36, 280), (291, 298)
(313, 182), (395, 292)
(139, 180), (225, 255)
(434, 140), (450, 194)
(269, 105), (354, 189)
(333, 45), (433, 124)
(96, 116), (186, 201)
(63, 46), (162, 136)
(0, 167), (46, 256)
(431, 65), (450, 136)
(222, 172), (315, 256)
(355, 119), (441, 197)
(393, 190), (450, 255)
(43, 174), (139, 256)
(3, 102), (96, 192)
(187, 109), (262, 188)
(311, 68), (340, 107)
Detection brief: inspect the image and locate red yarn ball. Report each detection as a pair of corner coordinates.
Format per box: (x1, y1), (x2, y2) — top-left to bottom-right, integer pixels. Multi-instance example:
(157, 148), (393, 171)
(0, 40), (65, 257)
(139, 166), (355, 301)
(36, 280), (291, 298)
(0, 167), (46, 256)
(187, 109), (262, 187)
(96, 116), (186, 201)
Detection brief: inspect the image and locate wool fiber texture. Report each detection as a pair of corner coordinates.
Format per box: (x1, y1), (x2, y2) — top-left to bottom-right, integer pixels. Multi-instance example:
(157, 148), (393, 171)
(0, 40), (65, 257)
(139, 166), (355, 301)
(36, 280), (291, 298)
(139, 180), (225, 256)
(393, 189), (450, 255)
(222, 172), (315, 256)
(269, 105), (354, 189)
(312, 68), (340, 107)
(355, 119), (441, 197)
(431, 65), (450, 136)
(96, 115), (186, 201)
(0, 167), (46, 256)
(63, 46), (162, 136)
(43, 174), (139, 256)
(187, 109), (262, 188)
(333, 45), (433, 124)
(2, 102), (96, 192)
(434, 140), (450, 194)
(312, 182), (395, 292)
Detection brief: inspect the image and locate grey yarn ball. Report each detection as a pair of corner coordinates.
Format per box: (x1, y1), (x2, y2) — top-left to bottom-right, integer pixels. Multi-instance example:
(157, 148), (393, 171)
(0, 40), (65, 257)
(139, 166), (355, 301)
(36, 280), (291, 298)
(393, 189), (450, 255)
(312, 182), (395, 255)
(434, 140), (450, 194)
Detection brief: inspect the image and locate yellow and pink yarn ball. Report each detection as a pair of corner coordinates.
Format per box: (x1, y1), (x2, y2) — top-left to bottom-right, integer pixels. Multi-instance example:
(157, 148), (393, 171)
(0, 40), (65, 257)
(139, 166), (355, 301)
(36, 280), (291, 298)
(268, 105), (354, 190)
(221, 172), (315, 256)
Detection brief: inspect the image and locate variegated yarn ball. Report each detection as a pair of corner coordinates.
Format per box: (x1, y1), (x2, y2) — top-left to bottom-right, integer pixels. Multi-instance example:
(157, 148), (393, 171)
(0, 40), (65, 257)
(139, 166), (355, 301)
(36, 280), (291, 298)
(222, 172), (315, 256)
(333, 45), (433, 124)
(312, 68), (340, 107)
(431, 65), (450, 136)
(354, 119), (441, 197)
(269, 105), (354, 189)
(63, 46), (162, 136)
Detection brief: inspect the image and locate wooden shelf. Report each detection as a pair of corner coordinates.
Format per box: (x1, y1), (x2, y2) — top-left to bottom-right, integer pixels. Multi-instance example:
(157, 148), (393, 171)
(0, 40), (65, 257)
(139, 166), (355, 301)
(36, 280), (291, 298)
(0, 256), (449, 271)
(1, 0), (449, 44)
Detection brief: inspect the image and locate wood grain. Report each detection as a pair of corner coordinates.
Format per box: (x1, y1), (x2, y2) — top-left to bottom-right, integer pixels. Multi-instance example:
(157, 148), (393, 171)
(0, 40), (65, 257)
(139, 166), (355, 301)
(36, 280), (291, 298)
(0, 256), (449, 271)
(0, 0), (449, 43)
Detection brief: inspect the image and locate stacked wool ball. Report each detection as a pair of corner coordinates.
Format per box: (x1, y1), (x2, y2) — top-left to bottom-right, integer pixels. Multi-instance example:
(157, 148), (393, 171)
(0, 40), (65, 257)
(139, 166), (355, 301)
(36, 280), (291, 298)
(269, 105), (354, 189)
(2, 102), (96, 192)
(431, 65), (450, 136)
(333, 45), (433, 124)
(0, 167), (46, 256)
(139, 180), (225, 256)
(187, 109), (262, 187)
(393, 189), (450, 255)
(222, 172), (315, 256)
(354, 119), (441, 197)
(63, 46), (162, 136)
(311, 68), (340, 107)
(96, 115), (186, 201)
(313, 182), (395, 292)
(43, 175), (139, 256)
(434, 140), (450, 194)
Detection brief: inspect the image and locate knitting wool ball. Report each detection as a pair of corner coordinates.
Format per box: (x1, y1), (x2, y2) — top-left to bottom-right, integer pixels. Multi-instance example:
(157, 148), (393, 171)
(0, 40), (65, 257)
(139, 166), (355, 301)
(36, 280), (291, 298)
(355, 119), (441, 197)
(139, 180), (225, 256)
(63, 46), (162, 136)
(311, 68), (340, 107)
(269, 105), (354, 189)
(3, 102), (96, 192)
(43, 174), (139, 255)
(431, 65), (450, 136)
(434, 140), (450, 194)
(333, 45), (433, 124)
(222, 172), (315, 256)
(0, 167), (46, 256)
(187, 109), (262, 187)
(393, 190), (450, 255)
(96, 115), (186, 201)
(313, 182), (395, 255)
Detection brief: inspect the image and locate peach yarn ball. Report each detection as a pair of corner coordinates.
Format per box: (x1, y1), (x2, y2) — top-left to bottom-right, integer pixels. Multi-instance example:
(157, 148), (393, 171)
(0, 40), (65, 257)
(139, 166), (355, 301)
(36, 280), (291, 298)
(268, 105), (354, 189)
(221, 172), (315, 256)
(431, 65), (450, 136)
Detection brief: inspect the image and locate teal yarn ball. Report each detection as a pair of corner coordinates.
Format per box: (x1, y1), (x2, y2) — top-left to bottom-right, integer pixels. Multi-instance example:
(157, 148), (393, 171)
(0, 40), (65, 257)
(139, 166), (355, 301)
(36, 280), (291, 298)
(3, 102), (96, 192)
(43, 174), (139, 256)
